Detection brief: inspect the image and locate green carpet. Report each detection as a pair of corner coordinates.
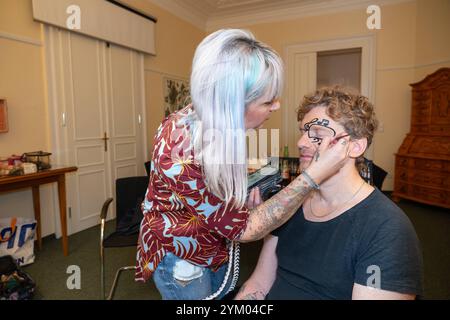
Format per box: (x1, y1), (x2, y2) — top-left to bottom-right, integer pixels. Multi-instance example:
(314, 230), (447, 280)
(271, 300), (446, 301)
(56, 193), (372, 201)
(21, 197), (449, 300)
(394, 199), (450, 300)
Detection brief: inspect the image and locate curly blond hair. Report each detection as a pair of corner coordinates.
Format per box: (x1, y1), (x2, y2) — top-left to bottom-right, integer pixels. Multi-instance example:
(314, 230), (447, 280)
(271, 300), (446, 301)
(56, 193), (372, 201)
(297, 86), (378, 147)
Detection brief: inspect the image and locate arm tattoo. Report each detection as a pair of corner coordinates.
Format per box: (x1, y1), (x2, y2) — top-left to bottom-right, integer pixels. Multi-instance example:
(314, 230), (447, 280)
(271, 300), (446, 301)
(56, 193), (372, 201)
(236, 284), (266, 300)
(240, 174), (313, 242)
(315, 152), (320, 162)
(241, 291), (266, 300)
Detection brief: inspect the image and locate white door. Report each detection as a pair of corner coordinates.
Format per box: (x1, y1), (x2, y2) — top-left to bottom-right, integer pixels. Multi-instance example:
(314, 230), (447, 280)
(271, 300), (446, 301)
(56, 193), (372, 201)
(105, 44), (145, 182)
(44, 26), (147, 235)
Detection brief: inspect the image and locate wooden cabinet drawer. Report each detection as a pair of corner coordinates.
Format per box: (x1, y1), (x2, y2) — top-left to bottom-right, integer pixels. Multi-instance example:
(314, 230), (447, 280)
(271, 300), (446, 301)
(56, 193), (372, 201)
(429, 125), (450, 134)
(409, 185), (449, 205)
(396, 156), (409, 167)
(394, 181), (409, 195)
(395, 167), (409, 182)
(395, 182), (450, 206)
(410, 158), (445, 172)
(397, 156), (450, 173)
(411, 125), (429, 134)
(396, 167), (450, 189)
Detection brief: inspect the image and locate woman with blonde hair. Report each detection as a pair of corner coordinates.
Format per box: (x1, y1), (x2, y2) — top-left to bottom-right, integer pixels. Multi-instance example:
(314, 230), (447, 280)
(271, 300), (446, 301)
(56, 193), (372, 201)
(135, 30), (351, 300)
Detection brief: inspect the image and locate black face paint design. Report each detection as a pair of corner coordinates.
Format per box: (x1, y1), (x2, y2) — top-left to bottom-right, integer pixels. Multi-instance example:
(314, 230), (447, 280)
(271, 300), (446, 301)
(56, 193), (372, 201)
(303, 118), (336, 145)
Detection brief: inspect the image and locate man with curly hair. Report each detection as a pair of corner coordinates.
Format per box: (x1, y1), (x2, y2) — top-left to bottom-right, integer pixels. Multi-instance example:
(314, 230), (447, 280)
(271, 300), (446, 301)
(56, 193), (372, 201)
(235, 87), (423, 300)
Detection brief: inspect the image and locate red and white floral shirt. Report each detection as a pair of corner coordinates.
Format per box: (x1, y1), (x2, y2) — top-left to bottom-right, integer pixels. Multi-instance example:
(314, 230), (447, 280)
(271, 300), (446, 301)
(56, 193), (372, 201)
(135, 106), (249, 282)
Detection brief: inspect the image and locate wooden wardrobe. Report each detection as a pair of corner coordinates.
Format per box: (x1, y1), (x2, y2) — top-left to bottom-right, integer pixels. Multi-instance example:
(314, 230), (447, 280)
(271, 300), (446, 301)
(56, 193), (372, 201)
(393, 68), (450, 209)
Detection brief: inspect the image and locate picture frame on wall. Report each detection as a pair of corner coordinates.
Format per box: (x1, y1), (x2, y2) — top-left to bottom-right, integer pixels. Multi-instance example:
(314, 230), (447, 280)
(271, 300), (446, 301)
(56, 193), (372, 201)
(0, 99), (8, 133)
(163, 76), (191, 117)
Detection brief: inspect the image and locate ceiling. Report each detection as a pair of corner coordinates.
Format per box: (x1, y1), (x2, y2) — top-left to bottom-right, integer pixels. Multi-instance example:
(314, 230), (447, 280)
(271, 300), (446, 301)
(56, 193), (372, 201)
(172, 0), (321, 17)
(147, 0), (411, 31)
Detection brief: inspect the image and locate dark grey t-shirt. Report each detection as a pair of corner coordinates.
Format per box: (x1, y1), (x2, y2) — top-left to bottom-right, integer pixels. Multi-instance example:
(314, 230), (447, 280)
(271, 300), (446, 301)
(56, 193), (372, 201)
(267, 189), (423, 300)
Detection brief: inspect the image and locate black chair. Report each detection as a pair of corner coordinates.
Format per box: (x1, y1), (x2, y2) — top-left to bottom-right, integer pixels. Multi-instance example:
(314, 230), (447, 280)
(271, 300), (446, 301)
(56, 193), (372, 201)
(144, 161), (151, 176)
(100, 176), (149, 300)
(357, 157), (388, 190)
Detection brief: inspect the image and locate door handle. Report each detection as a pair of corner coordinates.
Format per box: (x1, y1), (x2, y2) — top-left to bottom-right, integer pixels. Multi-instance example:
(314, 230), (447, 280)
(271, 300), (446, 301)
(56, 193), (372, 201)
(102, 132), (110, 152)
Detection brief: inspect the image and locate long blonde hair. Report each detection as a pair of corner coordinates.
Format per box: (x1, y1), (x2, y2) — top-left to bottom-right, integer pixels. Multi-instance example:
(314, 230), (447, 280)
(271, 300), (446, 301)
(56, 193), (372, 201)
(188, 29), (283, 208)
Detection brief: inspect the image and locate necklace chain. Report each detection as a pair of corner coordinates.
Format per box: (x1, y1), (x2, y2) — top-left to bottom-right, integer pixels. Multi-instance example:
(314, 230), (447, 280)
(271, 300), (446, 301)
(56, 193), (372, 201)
(309, 180), (366, 218)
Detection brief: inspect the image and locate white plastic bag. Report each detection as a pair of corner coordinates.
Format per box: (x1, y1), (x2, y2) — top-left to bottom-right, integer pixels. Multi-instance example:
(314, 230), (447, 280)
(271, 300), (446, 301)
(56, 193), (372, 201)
(0, 217), (36, 266)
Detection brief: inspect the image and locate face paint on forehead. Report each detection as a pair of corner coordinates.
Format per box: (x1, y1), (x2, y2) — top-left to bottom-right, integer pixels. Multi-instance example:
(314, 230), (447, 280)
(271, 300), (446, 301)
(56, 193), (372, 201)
(303, 118), (336, 135)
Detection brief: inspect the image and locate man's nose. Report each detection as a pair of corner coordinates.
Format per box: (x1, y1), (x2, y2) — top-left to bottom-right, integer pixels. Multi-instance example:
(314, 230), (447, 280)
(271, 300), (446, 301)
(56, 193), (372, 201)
(297, 133), (310, 150)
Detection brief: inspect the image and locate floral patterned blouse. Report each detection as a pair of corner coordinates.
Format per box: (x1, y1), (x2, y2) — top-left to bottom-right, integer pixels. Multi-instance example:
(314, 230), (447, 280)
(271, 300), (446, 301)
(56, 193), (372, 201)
(135, 106), (249, 282)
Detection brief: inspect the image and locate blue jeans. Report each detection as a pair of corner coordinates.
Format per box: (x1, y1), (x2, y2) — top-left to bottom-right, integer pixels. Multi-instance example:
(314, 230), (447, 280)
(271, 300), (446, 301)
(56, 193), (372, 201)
(153, 252), (233, 300)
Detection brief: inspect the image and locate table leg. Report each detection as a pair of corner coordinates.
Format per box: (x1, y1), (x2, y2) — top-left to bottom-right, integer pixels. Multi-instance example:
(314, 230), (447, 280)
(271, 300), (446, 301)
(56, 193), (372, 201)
(57, 174), (69, 256)
(31, 185), (42, 250)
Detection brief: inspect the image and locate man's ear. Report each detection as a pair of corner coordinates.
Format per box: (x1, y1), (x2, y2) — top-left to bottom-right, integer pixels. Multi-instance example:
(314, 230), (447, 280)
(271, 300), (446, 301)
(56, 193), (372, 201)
(348, 137), (368, 158)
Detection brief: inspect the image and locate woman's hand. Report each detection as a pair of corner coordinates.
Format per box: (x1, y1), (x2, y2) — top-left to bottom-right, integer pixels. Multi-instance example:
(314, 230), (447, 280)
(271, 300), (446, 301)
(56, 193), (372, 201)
(246, 187), (262, 209)
(303, 135), (351, 185)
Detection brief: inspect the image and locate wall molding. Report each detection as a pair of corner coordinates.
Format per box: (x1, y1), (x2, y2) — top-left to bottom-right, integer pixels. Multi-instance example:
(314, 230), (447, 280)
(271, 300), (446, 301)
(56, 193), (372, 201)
(377, 65), (415, 72)
(144, 68), (189, 80)
(377, 59), (450, 72)
(414, 58), (450, 70)
(149, 0), (415, 32)
(0, 30), (42, 47)
(148, 0), (206, 31)
(207, 0), (415, 31)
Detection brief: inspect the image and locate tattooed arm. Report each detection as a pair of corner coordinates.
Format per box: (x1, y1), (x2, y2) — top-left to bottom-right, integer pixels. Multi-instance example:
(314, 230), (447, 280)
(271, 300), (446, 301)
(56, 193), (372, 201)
(239, 136), (350, 242)
(235, 235), (278, 300)
(239, 171), (313, 242)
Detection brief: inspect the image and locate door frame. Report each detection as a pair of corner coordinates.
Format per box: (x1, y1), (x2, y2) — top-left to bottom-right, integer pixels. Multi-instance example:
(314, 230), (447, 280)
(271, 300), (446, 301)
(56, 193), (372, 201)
(44, 26), (69, 237)
(283, 35), (376, 159)
(44, 26), (149, 236)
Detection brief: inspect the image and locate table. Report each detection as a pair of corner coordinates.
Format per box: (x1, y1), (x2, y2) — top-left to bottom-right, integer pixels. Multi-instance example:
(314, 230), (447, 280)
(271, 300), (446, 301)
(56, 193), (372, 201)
(0, 166), (78, 256)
